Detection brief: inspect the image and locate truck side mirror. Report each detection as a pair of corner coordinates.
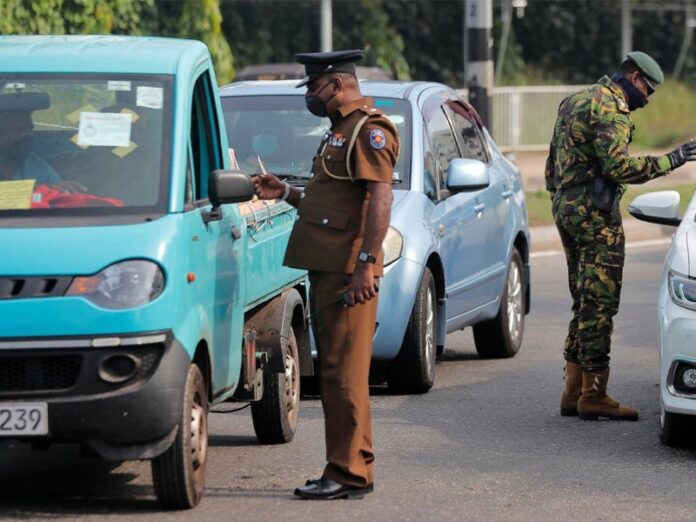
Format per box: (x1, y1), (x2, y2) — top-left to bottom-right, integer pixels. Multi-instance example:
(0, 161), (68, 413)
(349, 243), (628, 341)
(209, 169), (255, 207)
(446, 158), (490, 193)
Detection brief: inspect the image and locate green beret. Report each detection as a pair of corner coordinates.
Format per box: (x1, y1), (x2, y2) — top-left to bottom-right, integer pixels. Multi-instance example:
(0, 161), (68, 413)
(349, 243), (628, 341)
(626, 51), (664, 84)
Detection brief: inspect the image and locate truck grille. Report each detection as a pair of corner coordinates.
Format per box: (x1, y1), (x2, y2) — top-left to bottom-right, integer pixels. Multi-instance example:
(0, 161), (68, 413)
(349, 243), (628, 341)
(0, 354), (82, 392)
(0, 277), (73, 300)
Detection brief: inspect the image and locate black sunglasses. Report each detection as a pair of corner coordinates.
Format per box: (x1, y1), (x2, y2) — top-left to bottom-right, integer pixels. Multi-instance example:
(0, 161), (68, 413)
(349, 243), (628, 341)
(641, 74), (656, 95)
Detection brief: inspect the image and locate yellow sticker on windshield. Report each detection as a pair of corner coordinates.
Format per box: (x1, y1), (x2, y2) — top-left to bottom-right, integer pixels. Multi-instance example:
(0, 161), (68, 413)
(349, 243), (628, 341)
(0, 179), (35, 209)
(112, 141), (138, 158)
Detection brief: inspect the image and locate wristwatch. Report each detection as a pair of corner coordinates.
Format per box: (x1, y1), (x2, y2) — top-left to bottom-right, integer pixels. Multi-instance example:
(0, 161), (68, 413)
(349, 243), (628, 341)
(357, 251), (377, 264)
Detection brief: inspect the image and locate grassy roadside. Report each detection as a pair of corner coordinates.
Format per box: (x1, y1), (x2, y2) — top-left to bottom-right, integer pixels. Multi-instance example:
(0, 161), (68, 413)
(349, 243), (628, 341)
(525, 183), (695, 227)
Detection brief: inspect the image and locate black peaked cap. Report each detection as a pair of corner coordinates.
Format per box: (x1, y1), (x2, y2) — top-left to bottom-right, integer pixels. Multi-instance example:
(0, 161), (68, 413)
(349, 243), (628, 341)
(295, 49), (365, 88)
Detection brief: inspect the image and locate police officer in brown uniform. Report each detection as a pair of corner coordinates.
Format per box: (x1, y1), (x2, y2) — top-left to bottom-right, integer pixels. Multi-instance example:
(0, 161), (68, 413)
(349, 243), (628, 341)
(252, 49), (399, 500)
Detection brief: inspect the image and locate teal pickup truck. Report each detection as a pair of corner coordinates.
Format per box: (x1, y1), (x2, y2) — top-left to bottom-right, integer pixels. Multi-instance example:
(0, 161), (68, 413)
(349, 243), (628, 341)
(0, 35), (311, 508)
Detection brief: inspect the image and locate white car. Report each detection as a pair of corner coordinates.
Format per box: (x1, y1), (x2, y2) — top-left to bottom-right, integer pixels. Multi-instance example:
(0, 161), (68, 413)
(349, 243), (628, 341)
(629, 190), (696, 446)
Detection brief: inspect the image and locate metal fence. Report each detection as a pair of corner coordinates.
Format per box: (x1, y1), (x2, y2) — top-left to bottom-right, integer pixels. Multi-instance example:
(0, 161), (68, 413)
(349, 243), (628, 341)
(459, 85), (588, 153)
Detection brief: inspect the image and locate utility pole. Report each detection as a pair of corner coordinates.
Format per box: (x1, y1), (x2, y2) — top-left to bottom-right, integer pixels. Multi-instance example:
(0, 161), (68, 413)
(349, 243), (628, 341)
(621, 0), (632, 59)
(466, 0), (493, 129)
(320, 0), (332, 52)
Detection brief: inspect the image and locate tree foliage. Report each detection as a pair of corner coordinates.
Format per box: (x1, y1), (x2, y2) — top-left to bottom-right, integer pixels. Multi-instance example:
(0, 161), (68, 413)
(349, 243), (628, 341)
(178, 0), (235, 84)
(3, 0), (696, 88)
(0, 0), (155, 35)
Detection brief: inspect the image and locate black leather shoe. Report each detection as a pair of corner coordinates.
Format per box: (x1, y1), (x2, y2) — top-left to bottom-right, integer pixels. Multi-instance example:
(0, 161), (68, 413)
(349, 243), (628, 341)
(293, 478), (374, 500)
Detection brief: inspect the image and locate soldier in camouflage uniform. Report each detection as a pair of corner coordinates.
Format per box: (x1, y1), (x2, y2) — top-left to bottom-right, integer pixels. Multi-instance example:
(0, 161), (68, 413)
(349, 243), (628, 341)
(546, 51), (696, 421)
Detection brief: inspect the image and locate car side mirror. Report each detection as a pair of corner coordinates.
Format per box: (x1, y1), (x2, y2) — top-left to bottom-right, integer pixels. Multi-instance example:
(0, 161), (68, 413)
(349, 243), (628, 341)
(627, 190), (681, 226)
(209, 169), (255, 207)
(446, 158), (490, 193)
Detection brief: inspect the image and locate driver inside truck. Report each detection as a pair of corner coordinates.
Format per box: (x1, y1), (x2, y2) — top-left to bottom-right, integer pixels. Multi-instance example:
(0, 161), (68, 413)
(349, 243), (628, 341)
(0, 92), (85, 193)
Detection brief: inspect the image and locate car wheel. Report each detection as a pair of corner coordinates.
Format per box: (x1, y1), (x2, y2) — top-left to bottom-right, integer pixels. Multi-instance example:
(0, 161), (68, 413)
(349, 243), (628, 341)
(251, 328), (300, 444)
(473, 247), (525, 359)
(388, 267), (436, 394)
(660, 400), (696, 447)
(152, 363), (208, 509)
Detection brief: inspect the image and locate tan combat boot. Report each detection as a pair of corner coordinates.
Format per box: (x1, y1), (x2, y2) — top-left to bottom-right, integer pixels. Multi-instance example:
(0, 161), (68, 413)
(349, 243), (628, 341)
(577, 368), (639, 421)
(560, 361), (582, 416)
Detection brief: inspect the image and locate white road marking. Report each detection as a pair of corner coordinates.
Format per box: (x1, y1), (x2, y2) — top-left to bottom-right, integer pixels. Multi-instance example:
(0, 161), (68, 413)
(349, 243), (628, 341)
(530, 237), (671, 259)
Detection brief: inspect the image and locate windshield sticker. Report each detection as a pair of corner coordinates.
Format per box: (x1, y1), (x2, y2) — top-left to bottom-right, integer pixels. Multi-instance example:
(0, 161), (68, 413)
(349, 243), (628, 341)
(0, 179), (35, 209)
(108, 81), (132, 92)
(77, 112), (132, 147)
(136, 86), (163, 110)
(66, 104), (97, 124)
(112, 141), (138, 158)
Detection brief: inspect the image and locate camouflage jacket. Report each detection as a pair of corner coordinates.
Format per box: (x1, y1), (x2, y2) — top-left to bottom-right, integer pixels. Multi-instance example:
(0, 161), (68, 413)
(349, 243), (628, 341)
(545, 75), (672, 194)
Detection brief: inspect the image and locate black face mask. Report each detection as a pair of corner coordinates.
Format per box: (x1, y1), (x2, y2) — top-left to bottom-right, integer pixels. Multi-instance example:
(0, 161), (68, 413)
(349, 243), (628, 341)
(305, 80), (335, 118)
(611, 72), (648, 111)
(0, 135), (32, 164)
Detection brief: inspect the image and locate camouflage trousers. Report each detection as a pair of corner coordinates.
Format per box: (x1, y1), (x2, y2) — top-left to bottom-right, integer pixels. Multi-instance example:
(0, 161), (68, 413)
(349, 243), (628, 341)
(552, 190), (625, 371)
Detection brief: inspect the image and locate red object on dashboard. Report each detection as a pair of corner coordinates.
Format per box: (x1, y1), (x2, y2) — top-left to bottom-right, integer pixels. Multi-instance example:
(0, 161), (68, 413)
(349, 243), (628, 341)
(31, 184), (124, 208)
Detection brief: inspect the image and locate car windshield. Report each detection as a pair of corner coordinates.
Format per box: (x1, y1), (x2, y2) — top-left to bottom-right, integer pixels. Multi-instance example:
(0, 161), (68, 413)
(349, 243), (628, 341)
(0, 74), (172, 218)
(221, 94), (410, 185)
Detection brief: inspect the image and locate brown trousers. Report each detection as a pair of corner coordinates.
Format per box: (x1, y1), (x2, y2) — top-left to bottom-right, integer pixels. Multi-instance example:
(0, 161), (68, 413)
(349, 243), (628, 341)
(309, 271), (376, 487)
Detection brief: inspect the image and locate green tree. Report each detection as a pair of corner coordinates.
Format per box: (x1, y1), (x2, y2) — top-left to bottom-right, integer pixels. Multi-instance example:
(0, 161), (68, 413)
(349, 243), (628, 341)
(335, 0), (410, 80)
(0, 0), (154, 35)
(220, 1), (319, 72)
(177, 0), (235, 84)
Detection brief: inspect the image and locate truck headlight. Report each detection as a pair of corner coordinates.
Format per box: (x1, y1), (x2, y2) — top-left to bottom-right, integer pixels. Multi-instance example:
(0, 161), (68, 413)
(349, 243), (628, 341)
(668, 270), (696, 311)
(66, 260), (165, 309)
(382, 226), (403, 267)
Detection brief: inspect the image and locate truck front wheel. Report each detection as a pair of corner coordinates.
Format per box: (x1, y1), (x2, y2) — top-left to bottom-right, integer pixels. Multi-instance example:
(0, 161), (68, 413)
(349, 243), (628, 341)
(251, 328), (300, 443)
(151, 363), (208, 509)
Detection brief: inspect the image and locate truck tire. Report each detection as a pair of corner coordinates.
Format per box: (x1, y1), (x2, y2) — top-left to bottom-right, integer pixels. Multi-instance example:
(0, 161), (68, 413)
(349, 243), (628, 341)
(251, 328), (300, 443)
(473, 248), (525, 359)
(388, 267), (436, 394)
(152, 363), (208, 509)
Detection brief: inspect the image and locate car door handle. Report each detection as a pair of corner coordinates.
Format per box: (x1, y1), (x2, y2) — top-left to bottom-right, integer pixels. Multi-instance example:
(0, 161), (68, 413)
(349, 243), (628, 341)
(474, 203), (485, 213)
(231, 225), (241, 240)
(502, 189), (513, 199)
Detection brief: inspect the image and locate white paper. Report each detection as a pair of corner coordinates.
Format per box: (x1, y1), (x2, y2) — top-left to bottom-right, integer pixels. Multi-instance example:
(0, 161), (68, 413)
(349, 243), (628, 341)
(136, 86), (163, 109)
(77, 112), (132, 147)
(108, 81), (131, 91)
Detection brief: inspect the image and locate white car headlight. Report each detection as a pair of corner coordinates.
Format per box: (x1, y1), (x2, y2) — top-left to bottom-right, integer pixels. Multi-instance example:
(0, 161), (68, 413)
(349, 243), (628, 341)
(668, 270), (696, 311)
(382, 226), (403, 267)
(66, 260), (165, 309)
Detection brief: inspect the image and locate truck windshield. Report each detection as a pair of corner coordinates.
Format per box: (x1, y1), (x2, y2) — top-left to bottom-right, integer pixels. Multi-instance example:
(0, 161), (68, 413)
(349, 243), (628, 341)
(221, 95), (410, 185)
(0, 74), (172, 217)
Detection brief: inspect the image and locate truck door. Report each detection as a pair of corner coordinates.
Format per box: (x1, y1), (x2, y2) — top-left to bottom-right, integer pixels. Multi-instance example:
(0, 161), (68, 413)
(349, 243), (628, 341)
(184, 70), (246, 397)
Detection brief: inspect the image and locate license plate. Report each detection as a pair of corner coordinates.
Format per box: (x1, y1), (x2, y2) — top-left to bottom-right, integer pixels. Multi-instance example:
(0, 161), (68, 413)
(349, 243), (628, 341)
(0, 403), (48, 436)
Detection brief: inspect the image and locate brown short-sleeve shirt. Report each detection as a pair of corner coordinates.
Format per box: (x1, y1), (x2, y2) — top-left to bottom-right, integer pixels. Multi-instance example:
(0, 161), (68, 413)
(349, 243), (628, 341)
(283, 97), (399, 275)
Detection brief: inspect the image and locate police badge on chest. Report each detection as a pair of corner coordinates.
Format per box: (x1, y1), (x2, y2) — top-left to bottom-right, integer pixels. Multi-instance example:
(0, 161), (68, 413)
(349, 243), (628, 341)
(327, 132), (346, 147)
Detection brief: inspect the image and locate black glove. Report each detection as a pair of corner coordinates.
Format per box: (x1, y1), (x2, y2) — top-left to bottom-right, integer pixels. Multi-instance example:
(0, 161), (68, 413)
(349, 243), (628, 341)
(667, 140), (696, 169)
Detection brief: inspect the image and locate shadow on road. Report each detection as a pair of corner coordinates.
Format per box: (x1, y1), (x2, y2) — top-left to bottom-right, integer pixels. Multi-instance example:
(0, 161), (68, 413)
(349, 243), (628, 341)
(0, 441), (160, 516)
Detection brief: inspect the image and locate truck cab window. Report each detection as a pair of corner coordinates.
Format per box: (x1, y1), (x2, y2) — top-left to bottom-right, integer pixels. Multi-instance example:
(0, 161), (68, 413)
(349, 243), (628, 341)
(190, 71), (223, 202)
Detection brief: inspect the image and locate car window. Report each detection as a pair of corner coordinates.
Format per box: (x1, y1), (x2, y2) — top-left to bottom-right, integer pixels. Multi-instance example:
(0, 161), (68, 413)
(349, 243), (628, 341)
(445, 101), (489, 163)
(425, 106), (459, 187)
(221, 95), (411, 186)
(422, 132), (438, 200)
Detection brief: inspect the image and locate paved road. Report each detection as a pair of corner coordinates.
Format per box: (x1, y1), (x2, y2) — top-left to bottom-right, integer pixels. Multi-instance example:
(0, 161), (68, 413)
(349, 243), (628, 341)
(1, 243), (693, 521)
